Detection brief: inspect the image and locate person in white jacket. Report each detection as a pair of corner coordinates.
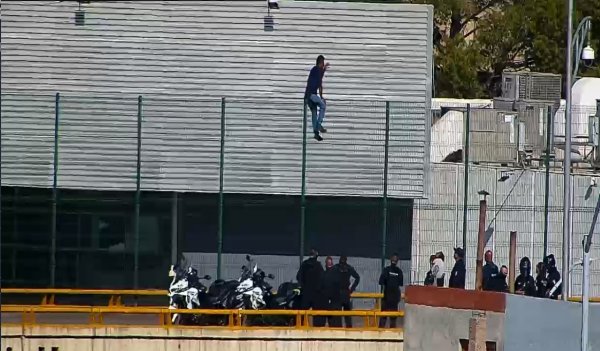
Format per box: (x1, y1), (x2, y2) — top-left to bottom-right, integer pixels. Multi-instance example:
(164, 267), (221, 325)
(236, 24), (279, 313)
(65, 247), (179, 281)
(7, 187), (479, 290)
(431, 252), (446, 287)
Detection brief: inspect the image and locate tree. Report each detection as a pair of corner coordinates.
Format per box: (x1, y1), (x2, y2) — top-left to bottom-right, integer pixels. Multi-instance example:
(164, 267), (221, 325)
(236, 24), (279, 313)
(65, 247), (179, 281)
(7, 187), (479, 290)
(406, 1), (513, 97)
(435, 37), (486, 98)
(431, 0), (600, 97)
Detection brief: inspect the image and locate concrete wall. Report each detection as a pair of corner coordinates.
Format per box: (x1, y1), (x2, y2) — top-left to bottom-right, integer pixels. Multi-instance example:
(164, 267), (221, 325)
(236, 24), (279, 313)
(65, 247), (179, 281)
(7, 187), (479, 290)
(403, 304), (505, 351)
(1, 326), (403, 351)
(504, 295), (600, 351)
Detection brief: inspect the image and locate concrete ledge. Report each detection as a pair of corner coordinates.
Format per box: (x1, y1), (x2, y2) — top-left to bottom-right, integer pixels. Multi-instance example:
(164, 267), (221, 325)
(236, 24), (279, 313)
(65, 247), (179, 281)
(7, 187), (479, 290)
(3, 325), (402, 340)
(405, 285), (506, 312)
(2, 325), (404, 351)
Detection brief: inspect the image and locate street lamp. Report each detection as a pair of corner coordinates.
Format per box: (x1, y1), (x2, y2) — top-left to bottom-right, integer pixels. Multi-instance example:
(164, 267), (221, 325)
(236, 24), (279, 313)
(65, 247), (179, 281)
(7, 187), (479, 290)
(563, 7), (594, 302)
(572, 16), (595, 81)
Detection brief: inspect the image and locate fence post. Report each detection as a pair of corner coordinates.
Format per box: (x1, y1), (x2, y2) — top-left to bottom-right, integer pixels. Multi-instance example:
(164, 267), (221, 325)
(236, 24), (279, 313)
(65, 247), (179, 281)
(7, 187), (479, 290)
(509, 231), (517, 293)
(381, 101), (390, 270)
(462, 104), (471, 254)
(300, 100), (308, 265)
(543, 106), (552, 258)
(217, 97), (226, 279)
(133, 95), (143, 289)
(475, 191), (488, 291)
(50, 92), (60, 287)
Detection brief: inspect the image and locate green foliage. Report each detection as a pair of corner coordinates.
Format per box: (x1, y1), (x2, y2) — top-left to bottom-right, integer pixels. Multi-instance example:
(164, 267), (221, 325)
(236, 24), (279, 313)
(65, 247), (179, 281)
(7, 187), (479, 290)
(428, 0), (600, 97)
(435, 37), (486, 98)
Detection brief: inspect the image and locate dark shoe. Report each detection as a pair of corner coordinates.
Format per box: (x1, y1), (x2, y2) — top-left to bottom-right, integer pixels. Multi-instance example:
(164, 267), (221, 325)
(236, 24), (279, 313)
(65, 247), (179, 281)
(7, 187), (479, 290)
(319, 126), (327, 133)
(314, 133), (323, 141)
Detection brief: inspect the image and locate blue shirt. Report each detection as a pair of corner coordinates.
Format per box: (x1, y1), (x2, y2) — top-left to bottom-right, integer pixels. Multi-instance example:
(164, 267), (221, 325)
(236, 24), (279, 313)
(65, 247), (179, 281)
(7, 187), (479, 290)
(304, 65), (323, 97)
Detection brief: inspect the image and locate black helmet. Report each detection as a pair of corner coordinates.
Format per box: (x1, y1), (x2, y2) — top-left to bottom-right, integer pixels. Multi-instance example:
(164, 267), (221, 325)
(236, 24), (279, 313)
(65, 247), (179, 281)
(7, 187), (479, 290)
(519, 257), (531, 276)
(544, 254), (556, 268)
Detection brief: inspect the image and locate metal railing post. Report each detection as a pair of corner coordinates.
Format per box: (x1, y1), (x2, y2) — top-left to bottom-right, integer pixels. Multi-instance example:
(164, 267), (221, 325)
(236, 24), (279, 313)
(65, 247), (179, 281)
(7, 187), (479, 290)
(300, 100), (308, 265)
(562, 0), (574, 301)
(50, 92), (60, 287)
(462, 104), (471, 253)
(381, 101), (390, 270)
(133, 95), (142, 289)
(217, 97), (226, 279)
(543, 106), (553, 258)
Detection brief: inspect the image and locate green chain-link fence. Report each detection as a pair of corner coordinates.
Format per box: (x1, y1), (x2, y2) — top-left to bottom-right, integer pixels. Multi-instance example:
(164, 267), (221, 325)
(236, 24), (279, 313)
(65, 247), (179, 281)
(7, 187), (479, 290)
(1, 92), (421, 292)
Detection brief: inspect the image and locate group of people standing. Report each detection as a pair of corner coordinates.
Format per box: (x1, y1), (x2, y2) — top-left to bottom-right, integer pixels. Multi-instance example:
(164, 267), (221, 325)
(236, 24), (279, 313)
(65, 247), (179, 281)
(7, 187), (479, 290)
(425, 247), (468, 289)
(296, 249), (361, 327)
(425, 248), (562, 299)
(296, 249), (404, 328)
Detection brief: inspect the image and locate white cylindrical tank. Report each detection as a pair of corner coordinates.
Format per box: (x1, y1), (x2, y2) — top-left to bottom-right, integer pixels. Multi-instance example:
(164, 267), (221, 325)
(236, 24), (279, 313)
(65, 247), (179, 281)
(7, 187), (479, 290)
(554, 78), (600, 159)
(572, 77), (600, 137)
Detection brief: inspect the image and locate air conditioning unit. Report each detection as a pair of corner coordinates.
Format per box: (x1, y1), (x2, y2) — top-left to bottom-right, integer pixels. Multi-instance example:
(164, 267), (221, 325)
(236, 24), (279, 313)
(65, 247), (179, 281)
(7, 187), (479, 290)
(500, 72), (562, 101)
(468, 109), (520, 164)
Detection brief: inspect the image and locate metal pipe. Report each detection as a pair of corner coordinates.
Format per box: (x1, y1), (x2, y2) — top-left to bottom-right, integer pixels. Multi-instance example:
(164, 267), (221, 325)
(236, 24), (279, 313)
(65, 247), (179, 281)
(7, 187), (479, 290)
(543, 106), (552, 258)
(475, 194), (488, 291)
(50, 92), (60, 287)
(582, 193), (600, 351)
(217, 97), (226, 279)
(509, 231), (517, 293)
(562, 0), (574, 301)
(462, 104), (471, 253)
(133, 95), (142, 289)
(299, 100), (308, 265)
(171, 192), (178, 265)
(454, 166), (460, 248)
(381, 101), (390, 270)
(530, 172), (535, 262)
(581, 240), (589, 351)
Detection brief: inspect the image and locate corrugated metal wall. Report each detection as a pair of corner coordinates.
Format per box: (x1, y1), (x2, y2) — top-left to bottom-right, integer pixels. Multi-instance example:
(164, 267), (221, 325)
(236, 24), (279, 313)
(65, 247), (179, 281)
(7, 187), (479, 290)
(412, 163), (600, 296)
(1, 0), (433, 198)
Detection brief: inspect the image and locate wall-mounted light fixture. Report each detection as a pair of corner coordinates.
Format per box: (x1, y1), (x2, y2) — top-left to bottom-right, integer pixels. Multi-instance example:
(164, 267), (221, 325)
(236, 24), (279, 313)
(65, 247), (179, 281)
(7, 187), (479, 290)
(265, 0), (280, 31)
(268, 0), (280, 11)
(58, 0), (90, 26)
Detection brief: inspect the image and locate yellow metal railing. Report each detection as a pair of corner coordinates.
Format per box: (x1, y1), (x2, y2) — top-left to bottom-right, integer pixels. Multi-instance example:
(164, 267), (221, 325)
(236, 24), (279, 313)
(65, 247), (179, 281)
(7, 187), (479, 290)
(0, 288), (391, 309)
(567, 296), (600, 303)
(0, 304), (404, 331)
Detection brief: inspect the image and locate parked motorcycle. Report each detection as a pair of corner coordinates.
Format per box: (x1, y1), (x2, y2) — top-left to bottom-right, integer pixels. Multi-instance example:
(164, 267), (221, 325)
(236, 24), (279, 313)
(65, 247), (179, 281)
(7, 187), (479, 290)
(220, 255), (274, 310)
(167, 256), (296, 326)
(167, 264), (211, 325)
(248, 281), (302, 326)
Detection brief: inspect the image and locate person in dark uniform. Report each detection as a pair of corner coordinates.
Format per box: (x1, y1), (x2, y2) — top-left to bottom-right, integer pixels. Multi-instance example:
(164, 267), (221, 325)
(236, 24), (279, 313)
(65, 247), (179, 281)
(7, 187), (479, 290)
(321, 256), (342, 327)
(482, 250), (499, 291)
(544, 254), (561, 299)
(514, 256), (536, 296)
(449, 247), (466, 289)
(335, 255), (360, 328)
(296, 248), (325, 326)
(486, 264), (508, 292)
(424, 254), (436, 286)
(535, 261), (549, 298)
(378, 253), (403, 328)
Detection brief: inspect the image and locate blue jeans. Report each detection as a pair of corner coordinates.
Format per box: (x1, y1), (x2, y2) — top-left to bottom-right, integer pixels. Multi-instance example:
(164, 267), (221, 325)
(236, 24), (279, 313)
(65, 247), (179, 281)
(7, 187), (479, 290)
(306, 94), (326, 133)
